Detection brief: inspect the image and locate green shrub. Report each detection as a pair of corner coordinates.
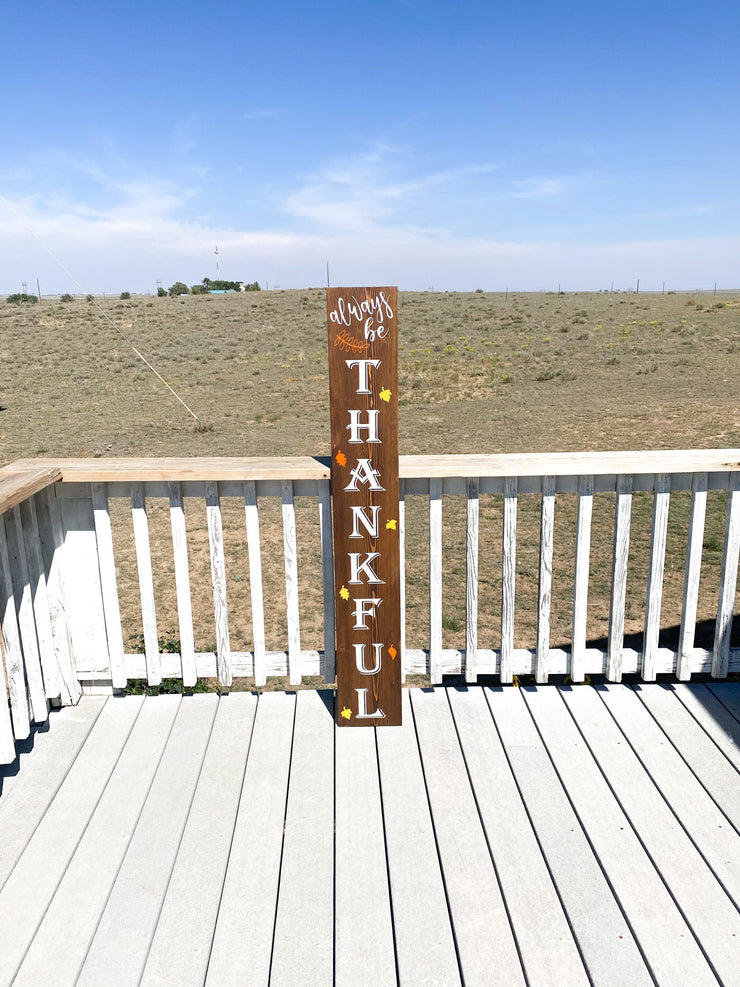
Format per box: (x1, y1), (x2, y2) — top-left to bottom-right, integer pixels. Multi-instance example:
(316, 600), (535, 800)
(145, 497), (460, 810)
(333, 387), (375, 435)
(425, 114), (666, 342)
(119, 291), (131, 300)
(60, 293), (74, 302)
(86, 294), (94, 302)
(168, 281), (190, 296)
(6, 292), (37, 304)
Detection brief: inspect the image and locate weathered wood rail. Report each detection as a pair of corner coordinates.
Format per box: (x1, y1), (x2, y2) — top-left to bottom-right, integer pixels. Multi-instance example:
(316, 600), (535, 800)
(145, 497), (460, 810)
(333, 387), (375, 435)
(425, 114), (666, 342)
(1, 450), (739, 762)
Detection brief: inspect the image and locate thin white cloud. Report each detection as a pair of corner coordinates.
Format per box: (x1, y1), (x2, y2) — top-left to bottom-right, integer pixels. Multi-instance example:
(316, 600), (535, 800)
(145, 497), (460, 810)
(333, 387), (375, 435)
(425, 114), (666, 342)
(512, 177), (567, 198)
(283, 146), (502, 231)
(243, 108), (287, 120)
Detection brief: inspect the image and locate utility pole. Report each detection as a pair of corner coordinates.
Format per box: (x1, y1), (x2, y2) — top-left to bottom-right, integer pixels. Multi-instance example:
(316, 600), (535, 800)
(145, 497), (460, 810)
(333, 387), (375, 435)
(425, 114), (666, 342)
(36, 279), (41, 303)
(214, 244), (220, 281)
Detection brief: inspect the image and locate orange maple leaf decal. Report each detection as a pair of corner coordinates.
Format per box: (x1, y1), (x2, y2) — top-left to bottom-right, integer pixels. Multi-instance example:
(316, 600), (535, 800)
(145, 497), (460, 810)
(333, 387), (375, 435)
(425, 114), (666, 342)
(388, 645), (397, 660)
(335, 451), (347, 466)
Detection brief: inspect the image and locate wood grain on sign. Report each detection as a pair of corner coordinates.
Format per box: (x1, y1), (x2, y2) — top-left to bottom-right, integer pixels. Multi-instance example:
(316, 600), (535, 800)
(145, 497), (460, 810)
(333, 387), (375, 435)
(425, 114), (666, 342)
(327, 287), (401, 726)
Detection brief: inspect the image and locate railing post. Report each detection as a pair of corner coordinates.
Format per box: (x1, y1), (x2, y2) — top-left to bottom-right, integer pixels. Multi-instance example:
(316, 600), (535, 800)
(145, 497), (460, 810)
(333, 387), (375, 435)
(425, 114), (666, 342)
(318, 478), (336, 684)
(7, 506), (48, 722)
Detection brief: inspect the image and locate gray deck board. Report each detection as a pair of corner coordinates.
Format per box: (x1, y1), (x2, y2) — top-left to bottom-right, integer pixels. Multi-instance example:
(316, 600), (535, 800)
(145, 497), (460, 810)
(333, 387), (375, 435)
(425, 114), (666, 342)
(77, 694), (216, 987)
(0, 697), (105, 890)
(523, 686), (722, 987)
(673, 683), (740, 771)
(377, 689), (461, 987)
(2, 684), (739, 986)
(411, 687), (525, 986)
(636, 683), (740, 829)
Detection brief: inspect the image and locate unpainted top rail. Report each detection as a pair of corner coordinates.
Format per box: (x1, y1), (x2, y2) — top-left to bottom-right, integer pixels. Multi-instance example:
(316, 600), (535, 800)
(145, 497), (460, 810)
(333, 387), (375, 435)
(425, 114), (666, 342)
(0, 465), (62, 516)
(4, 448), (740, 485)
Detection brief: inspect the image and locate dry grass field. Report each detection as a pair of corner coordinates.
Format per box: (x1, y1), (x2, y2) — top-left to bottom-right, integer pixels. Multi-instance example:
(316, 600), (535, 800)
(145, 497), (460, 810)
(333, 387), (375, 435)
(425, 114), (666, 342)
(2, 288), (739, 678)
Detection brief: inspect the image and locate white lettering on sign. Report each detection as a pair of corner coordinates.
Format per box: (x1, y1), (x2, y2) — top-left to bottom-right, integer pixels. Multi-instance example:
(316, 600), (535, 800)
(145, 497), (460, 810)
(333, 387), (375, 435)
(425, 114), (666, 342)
(328, 292), (394, 340)
(348, 552), (384, 585)
(350, 505), (381, 539)
(355, 688), (386, 719)
(345, 358), (380, 393)
(344, 458), (385, 492)
(353, 643), (384, 675)
(346, 409), (380, 444)
(352, 597), (382, 629)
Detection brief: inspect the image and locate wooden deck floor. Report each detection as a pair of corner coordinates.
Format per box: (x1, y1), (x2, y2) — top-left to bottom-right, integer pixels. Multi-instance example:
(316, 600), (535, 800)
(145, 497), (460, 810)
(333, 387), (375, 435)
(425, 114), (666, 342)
(1, 683), (739, 987)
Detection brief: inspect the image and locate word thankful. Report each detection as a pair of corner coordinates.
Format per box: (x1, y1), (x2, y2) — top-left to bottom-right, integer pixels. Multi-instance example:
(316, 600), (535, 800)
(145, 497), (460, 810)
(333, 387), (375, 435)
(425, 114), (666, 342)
(327, 286), (401, 727)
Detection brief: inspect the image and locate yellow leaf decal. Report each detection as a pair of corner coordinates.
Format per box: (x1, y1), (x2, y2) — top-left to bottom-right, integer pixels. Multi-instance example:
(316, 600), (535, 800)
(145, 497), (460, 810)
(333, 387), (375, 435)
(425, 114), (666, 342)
(339, 585), (350, 601)
(335, 451), (347, 466)
(379, 388), (392, 402)
(385, 518), (397, 530)
(340, 706), (352, 720)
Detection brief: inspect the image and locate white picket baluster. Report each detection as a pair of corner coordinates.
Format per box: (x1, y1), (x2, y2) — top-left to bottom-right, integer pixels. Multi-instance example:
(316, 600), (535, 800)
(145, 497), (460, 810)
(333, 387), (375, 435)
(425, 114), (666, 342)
(713, 472), (740, 678)
(500, 476), (517, 684)
(0, 517), (30, 739)
(20, 497), (61, 701)
(677, 472), (707, 680)
(281, 480), (301, 685)
(92, 483), (126, 689)
(169, 482), (197, 688)
(465, 477), (479, 683)
(536, 476), (555, 684)
(8, 507), (47, 722)
(429, 478), (443, 684)
(206, 480), (232, 688)
(607, 474), (633, 682)
(244, 481), (266, 687)
(571, 474), (594, 683)
(643, 474), (671, 681)
(131, 482), (161, 686)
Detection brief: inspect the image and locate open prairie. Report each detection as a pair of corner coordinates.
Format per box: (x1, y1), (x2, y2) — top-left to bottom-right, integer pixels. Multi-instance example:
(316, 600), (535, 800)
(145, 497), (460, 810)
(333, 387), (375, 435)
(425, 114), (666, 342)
(1, 288), (738, 461)
(1, 289), (739, 677)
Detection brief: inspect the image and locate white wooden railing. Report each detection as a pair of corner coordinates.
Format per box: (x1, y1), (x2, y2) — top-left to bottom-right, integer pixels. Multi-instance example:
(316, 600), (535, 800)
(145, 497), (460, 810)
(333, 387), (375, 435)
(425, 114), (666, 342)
(1, 451), (739, 762)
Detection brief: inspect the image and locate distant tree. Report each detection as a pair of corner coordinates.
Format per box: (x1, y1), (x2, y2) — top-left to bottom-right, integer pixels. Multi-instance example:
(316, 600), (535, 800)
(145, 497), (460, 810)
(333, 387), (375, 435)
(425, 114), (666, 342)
(86, 294), (95, 302)
(242, 281), (261, 291)
(200, 277), (241, 292)
(60, 293), (74, 302)
(168, 281), (191, 296)
(120, 291), (131, 300)
(156, 287), (167, 297)
(6, 293), (37, 304)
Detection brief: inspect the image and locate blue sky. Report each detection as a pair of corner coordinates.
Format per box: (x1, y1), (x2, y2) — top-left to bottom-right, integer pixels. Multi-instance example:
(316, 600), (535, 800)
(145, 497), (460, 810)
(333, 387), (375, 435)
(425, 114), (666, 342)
(1, 0), (738, 293)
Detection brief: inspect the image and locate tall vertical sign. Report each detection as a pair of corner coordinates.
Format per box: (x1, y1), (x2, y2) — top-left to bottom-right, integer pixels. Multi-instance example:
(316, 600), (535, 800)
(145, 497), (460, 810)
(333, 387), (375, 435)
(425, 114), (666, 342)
(327, 286), (402, 726)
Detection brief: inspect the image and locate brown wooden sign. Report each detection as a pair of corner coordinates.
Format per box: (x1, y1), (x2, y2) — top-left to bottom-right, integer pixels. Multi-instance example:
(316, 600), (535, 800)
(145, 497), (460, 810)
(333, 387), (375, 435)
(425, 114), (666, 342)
(327, 286), (402, 726)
